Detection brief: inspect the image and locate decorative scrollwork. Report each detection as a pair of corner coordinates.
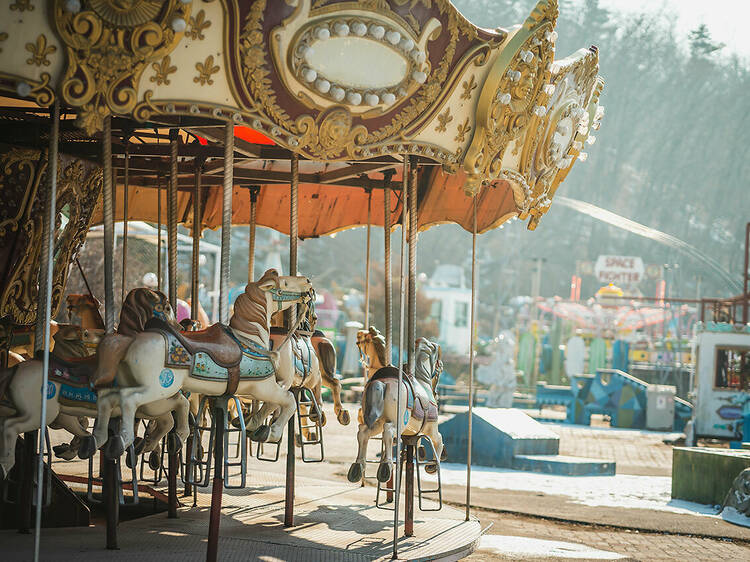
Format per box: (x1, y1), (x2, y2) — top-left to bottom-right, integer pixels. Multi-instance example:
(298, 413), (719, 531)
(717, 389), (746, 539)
(0, 147), (102, 324)
(53, 0), (191, 134)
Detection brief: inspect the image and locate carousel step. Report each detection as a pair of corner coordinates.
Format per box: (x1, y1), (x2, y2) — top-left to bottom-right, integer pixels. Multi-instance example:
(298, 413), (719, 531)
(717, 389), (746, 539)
(511, 454), (616, 476)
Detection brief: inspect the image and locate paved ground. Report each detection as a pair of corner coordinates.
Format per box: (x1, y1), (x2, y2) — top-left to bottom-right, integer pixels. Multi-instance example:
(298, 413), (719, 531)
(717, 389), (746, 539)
(24, 402), (750, 560)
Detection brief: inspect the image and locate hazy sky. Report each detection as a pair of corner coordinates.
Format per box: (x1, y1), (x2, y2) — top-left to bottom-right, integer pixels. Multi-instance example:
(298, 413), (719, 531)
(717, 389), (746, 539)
(599, 0), (750, 57)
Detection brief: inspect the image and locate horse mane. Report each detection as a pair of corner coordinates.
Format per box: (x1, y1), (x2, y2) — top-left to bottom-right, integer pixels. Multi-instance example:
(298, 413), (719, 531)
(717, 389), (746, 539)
(367, 326), (388, 367)
(118, 288), (179, 336)
(67, 294), (104, 329)
(229, 269), (278, 345)
(414, 337), (441, 386)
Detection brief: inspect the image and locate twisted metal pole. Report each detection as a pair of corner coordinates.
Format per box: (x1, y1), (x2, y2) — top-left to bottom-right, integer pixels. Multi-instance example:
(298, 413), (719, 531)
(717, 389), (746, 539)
(383, 172), (393, 358)
(32, 97), (59, 562)
(285, 152), (299, 528)
(168, 130), (179, 311)
(121, 132), (130, 304)
(191, 157), (203, 321)
(157, 171), (162, 293)
(248, 187), (259, 282)
(103, 118), (115, 333)
(392, 156), (409, 559)
(465, 196), (478, 521)
(407, 156), (418, 374)
(219, 124), (233, 324)
(364, 189), (372, 329)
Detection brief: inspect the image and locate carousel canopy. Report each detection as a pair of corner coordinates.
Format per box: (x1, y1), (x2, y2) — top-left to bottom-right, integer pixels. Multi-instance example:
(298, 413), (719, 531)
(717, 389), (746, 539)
(0, 0), (603, 236)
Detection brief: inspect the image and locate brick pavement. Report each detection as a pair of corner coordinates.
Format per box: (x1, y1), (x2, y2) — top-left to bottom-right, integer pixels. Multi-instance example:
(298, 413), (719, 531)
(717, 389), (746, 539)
(466, 508), (750, 560)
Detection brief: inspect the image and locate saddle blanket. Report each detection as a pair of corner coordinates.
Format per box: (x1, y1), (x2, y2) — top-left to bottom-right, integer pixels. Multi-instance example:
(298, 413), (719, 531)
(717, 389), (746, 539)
(190, 329), (275, 383)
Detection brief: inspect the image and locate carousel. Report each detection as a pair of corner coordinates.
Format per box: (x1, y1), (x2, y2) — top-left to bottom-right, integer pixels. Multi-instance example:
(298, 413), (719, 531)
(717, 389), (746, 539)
(0, 1), (603, 560)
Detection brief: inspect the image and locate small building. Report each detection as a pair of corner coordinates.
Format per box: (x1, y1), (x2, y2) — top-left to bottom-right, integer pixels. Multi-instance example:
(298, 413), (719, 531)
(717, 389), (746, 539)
(422, 264), (472, 355)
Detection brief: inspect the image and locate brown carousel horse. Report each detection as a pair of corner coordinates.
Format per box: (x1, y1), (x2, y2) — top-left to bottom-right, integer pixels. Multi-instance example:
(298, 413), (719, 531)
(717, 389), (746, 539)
(347, 328), (445, 484)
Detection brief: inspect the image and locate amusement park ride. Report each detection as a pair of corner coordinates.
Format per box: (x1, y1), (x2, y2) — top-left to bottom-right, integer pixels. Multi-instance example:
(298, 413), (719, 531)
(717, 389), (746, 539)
(0, 1), (603, 560)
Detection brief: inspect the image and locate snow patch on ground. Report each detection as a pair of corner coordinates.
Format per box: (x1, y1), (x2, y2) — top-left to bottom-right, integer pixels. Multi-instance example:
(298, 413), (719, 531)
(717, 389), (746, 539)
(479, 534), (626, 559)
(430, 463), (719, 516)
(722, 506), (750, 528)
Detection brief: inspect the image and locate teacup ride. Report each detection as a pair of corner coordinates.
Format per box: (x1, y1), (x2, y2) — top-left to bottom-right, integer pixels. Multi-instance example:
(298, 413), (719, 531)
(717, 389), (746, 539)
(349, 328), (446, 510)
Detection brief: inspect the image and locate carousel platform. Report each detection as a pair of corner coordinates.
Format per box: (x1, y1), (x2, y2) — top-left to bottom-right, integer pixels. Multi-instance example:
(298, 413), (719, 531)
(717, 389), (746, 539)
(1, 469), (482, 561)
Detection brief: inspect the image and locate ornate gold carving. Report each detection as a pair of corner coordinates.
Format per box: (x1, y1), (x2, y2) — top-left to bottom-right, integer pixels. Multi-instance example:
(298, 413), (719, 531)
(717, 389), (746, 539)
(460, 75), (476, 100)
(0, 72), (54, 107)
(25, 35), (56, 67)
(187, 9), (211, 40)
(10, 1), (34, 12)
(435, 107), (453, 132)
(462, 0), (559, 196)
(0, 32), (8, 53)
(150, 55), (177, 86)
(53, 0), (191, 134)
(0, 147), (102, 324)
(194, 55), (219, 86)
(454, 117), (471, 143)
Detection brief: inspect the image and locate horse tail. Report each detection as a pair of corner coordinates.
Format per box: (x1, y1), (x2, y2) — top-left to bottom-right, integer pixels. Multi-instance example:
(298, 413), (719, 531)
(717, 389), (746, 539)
(92, 334), (133, 390)
(315, 338), (337, 385)
(363, 380), (385, 429)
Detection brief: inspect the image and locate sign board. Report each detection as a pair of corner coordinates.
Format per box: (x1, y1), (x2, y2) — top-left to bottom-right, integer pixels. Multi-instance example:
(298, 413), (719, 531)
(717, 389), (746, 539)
(594, 255), (644, 285)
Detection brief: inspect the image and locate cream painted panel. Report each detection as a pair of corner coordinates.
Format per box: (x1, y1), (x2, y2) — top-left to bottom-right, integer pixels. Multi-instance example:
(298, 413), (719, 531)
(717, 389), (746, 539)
(0, 6), (64, 88)
(137, 2), (236, 108)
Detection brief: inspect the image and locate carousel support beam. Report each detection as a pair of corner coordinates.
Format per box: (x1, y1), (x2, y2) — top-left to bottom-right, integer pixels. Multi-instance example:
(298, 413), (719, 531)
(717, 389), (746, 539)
(285, 153), (299, 528)
(219, 125), (233, 324)
(28, 98), (60, 558)
(392, 156), (410, 558)
(206, 400), (226, 562)
(465, 197), (478, 521)
(364, 188), (372, 329)
(382, 170), (394, 358)
(102, 115), (119, 550)
(247, 186), (260, 282)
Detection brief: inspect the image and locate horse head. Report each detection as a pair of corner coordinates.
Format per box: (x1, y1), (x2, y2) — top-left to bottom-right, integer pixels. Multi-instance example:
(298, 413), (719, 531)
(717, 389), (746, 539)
(53, 325), (102, 358)
(356, 326), (388, 370)
(118, 287), (179, 336)
(66, 294), (104, 329)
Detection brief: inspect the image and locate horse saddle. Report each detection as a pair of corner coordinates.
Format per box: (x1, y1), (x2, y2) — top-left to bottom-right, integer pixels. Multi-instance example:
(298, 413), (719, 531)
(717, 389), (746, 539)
(370, 366), (438, 424)
(146, 318), (243, 395)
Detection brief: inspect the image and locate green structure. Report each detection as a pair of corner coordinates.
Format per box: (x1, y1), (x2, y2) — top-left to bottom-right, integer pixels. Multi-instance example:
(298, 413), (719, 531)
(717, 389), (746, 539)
(672, 447), (750, 506)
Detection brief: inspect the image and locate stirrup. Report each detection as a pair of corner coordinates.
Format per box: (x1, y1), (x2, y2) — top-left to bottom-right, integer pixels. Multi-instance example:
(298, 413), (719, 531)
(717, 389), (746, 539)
(255, 415), (282, 462)
(414, 434), (442, 511)
(223, 395), (248, 489)
(376, 443), (404, 511)
(295, 387), (324, 463)
(184, 396), (213, 488)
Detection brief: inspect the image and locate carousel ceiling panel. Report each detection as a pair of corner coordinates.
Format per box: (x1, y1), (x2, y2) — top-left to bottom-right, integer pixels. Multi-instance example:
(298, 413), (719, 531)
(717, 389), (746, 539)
(0, 0), (604, 232)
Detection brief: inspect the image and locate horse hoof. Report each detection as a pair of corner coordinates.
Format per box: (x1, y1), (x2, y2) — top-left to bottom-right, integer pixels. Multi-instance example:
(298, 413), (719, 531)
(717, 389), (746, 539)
(294, 434), (302, 448)
(440, 446), (448, 462)
(424, 462), (438, 475)
(230, 416), (242, 429)
(320, 412), (327, 426)
(347, 462), (363, 483)
(148, 450), (161, 471)
(52, 444), (69, 459)
(251, 425), (270, 443)
(133, 437), (146, 456)
(77, 435), (97, 459)
(338, 410), (351, 426)
(59, 448), (78, 461)
(377, 462), (392, 483)
(104, 436), (126, 459)
(167, 433), (182, 455)
(125, 447), (137, 469)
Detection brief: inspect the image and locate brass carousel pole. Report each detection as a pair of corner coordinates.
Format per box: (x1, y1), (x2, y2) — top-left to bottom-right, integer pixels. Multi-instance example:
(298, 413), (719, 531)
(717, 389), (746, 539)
(364, 188), (372, 329)
(207, 122), (233, 562)
(404, 155), (419, 538)
(247, 186), (259, 281)
(284, 152), (299, 528)
(166, 129), (179, 520)
(191, 156), (204, 323)
(102, 115), (119, 550)
(392, 156), (409, 558)
(121, 130), (130, 304)
(382, 170), (394, 359)
(32, 98), (59, 561)
(465, 196), (478, 521)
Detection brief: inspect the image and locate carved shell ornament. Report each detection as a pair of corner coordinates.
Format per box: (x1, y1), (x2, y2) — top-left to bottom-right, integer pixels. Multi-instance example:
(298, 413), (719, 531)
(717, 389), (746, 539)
(88, 0), (162, 26)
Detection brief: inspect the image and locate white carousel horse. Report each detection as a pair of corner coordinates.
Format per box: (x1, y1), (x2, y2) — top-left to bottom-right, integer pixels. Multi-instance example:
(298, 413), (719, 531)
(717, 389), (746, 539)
(91, 269), (313, 459)
(0, 289), (190, 480)
(347, 328), (445, 484)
